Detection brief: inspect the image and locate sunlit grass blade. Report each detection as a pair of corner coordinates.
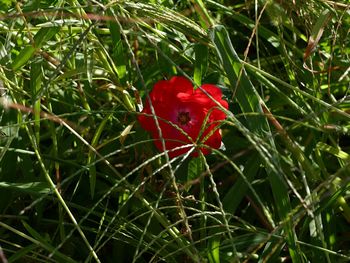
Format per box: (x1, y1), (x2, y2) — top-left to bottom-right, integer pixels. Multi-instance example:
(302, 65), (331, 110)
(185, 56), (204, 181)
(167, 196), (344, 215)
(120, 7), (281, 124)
(210, 24), (302, 262)
(12, 27), (60, 70)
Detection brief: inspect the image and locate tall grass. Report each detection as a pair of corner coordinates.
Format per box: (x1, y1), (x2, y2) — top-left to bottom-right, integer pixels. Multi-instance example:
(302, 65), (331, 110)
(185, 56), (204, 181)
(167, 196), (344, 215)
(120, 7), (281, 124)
(0, 0), (349, 262)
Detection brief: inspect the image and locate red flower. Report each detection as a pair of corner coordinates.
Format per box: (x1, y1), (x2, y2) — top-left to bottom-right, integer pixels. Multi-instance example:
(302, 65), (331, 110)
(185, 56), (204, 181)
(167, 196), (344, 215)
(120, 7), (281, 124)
(138, 76), (228, 158)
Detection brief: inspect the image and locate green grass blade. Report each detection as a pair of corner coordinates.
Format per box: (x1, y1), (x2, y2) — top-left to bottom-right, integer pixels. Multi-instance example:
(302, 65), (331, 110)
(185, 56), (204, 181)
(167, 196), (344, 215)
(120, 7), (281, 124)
(317, 142), (350, 161)
(222, 153), (260, 214)
(107, 8), (127, 85)
(209, 25), (266, 132)
(33, 27), (60, 48)
(11, 46), (36, 70)
(194, 43), (208, 87)
(0, 182), (50, 195)
(208, 238), (220, 263)
(12, 27), (59, 70)
(87, 114), (111, 198)
(210, 24), (302, 262)
(0, 221), (76, 263)
(30, 58), (42, 144)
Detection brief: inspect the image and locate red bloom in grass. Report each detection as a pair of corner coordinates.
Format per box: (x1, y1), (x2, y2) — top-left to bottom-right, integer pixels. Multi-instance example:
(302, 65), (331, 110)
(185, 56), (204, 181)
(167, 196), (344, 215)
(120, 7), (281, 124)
(138, 76), (228, 158)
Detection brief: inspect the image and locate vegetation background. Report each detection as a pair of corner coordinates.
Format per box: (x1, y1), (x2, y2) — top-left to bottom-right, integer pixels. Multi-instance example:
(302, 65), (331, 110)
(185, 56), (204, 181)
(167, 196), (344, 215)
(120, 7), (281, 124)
(0, 0), (349, 262)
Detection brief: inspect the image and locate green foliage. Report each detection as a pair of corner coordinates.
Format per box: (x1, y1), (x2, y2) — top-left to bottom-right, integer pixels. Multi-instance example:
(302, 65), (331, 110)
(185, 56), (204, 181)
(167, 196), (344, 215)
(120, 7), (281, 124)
(0, 0), (349, 262)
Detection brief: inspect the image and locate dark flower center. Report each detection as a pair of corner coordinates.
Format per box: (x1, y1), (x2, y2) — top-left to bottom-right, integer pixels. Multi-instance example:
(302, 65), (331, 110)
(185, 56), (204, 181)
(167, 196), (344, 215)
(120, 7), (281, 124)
(177, 111), (191, 125)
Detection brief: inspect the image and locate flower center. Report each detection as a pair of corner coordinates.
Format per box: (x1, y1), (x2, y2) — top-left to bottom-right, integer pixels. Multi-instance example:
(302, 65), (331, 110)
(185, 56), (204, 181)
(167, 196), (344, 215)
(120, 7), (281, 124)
(177, 111), (191, 125)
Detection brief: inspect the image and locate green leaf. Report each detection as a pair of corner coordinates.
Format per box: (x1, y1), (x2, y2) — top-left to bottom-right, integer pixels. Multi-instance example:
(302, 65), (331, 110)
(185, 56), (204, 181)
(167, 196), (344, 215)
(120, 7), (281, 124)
(33, 27), (60, 48)
(12, 27), (59, 70)
(87, 115), (111, 199)
(21, 221), (76, 263)
(8, 244), (39, 262)
(208, 238), (220, 263)
(317, 142), (350, 161)
(107, 9), (127, 84)
(12, 46), (36, 70)
(222, 153), (260, 214)
(0, 181), (51, 195)
(30, 58), (43, 143)
(114, 39), (127, 81)
(194, 43), (208, 87)
(187, 157), (204, 182)
(0, 0), (14, 10)
(22, 220), (50, 243)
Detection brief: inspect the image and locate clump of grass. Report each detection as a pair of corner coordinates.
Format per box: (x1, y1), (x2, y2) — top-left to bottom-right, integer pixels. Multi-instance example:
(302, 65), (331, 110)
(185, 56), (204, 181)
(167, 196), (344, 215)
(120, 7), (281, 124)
(0, 0), (349, 262)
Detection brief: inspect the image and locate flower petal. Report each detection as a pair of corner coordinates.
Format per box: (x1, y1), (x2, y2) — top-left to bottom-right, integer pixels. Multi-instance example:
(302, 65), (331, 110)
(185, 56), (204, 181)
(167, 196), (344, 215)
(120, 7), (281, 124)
(201, 84), (224, 99)
(169, 76), (194, 94)
(138, 76), (228, 158)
